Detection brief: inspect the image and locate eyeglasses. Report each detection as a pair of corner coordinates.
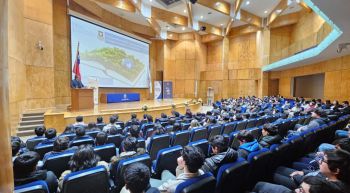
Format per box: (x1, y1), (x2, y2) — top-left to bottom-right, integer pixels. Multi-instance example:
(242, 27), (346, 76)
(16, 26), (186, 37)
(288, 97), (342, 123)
(318, 155), (328, 164)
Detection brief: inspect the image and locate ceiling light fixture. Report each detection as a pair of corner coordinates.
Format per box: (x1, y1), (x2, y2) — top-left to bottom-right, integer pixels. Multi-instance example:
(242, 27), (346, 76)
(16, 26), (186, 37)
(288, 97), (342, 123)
(276, 9), (282, 13)
(182, 27), (186, 31)
(149, 0), (152, 2)
(246, 1), (250, 5)
(200, 15), (204, 19)
(184, 9), (187, 13)
(215, 2), (220, 7)
(264, 10), (268, 14)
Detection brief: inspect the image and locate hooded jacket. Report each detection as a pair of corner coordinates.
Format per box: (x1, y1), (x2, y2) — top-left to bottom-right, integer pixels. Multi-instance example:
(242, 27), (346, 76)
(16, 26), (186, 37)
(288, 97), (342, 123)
(201, 148), (238, 175)
(238, 139), (261, 159)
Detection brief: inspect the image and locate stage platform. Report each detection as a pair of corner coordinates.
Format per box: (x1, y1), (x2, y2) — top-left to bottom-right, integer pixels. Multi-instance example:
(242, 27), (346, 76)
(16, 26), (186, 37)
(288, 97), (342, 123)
(44, 98), (202, 133)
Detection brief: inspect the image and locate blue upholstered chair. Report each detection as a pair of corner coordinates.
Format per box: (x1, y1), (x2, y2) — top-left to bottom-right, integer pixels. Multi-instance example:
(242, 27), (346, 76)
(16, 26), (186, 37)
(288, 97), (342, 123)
(14, 180), (49, 193)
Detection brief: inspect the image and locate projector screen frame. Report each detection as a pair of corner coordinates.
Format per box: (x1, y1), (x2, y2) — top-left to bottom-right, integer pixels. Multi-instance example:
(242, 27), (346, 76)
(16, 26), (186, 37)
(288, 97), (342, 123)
(68, 10), (151, 89)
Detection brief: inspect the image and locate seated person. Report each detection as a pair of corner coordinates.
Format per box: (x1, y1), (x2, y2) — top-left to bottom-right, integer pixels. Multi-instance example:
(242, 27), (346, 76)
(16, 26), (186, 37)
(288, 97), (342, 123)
(108, 126), (120, 135)
(126, 113), (140, 127)
(253, 175), (346, 193)
(13, 151), (58, 193)
(73, 115), (85, 127)
(38, 128), (57, 145)
(258, 124), (282, 148)
(158, 113), (169, 123)
(121, 163), (160, 193)
(42, 136), (74, 164)
(170, 122), (182, 134)
(295, 110), (328, 132)
(339, 101), (350, 115)
(129, 125), (141, 139)
(334, 126), (350, 139)
(12, 140), (21, 162)
(150, 146), (204, 192)
(71, 74), (84, 88)
(96, 116), (104, 124)
(189, 119), (201, 131)
(30, 126), (46, 140)
(69, 127), (93, 147)
(201, 135), (238, 175)
(103, 116), (121, 133)
(272, 149), (350, 190)
(110, 137), (146, 179)
(145, 124), (166, 148)
(236, 130), (262, 159)
(62, 125), (75, 134)
(318, 136), (350, 152)
(58, 145), (109, 191)
(95, 132), (108, 146)
(86, 122), (100, 132)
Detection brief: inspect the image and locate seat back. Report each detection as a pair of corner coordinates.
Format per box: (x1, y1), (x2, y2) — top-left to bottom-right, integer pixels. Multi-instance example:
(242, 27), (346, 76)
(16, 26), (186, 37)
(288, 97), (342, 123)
(190, 127), (208, 142)
(86, 131), (100, 139)
(70, 138), (95, 147)
(96, 123), (106, 130)
(246, 148), (272, 189)
(60, 133), (76, 141)
(15, 180), (49, 193)
(235, 120), (248, 131)
(34, 144), (54, 159)
(107, 134), (124, 149)
(247, 127), (262, 140)
(208, 125), (222, 140)
(153, 145), (182, 178)
(181, 123), (191, 130)
(148, 134), (170, 160)
(216, 158), (250, 193)
(116, 121), (125, 129)
(94, 143), (116, 162)
(115, 154), (152, 191)
(188, 139), (209, 157)
(62, 166), (109, 193)
(246, 119), (256, 129)
(255, 118), (266, 127)
(175, 173), (216, 193)
(221, 122), (236, 135)
(137, 138), (146, 149)
(43, 151), (74, 177)
(172, 130), (190, 147)
(26, 137), (46, 151)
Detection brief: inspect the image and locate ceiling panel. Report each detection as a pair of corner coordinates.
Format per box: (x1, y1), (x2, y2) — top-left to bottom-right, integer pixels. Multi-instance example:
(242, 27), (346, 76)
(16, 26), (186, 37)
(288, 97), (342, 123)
(157, 20), (193, 33)
(148, 0), (188, 16)
(96, 2), (150, 26)
(192, 4), (231, 28)
(240, 0), (281, 17)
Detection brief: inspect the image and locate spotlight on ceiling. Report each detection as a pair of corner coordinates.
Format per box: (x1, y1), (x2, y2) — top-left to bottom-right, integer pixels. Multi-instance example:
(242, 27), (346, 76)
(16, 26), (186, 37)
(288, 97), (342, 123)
(190, 0), (197, 4)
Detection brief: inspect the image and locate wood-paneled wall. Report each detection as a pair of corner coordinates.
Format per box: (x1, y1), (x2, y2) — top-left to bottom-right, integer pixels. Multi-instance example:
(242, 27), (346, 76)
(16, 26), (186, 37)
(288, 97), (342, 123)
(1, 0), (14, 191)
(270, 55), (350, 101)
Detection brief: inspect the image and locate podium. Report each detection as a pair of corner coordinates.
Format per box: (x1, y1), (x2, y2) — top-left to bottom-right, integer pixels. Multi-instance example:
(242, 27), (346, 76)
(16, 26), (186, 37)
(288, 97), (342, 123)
(71, 88), (94, 111)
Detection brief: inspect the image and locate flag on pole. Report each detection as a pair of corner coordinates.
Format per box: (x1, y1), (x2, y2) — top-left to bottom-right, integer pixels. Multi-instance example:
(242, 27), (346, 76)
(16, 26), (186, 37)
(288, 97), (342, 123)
(73, 42), (81, 79)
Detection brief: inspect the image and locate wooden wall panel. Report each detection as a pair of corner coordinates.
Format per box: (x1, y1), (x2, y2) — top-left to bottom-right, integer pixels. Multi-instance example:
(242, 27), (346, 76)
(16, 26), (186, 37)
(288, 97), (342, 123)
(270, 26), (292, 63)
(228, 33), (257, 69)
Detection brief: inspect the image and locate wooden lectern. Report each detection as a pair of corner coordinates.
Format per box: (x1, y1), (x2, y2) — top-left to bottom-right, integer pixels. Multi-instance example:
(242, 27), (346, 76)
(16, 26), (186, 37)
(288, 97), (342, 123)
(71, 88), (94, 111)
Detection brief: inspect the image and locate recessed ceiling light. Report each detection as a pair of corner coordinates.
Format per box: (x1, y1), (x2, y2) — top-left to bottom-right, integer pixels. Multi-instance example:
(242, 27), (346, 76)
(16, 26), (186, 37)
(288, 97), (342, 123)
(276, 9), (282, 13)
(169, 34), (173, 37)
(166, 26), (170, 29)
(184, 9), (187, 13)
(200, 15), (204, 19)
(182, 27), (185, 31)
(264, 10), (268, 14)
(220, 24), (224, 26)
(215, 2), (220, 7)
(246, 1), (250, 5)
(149, 0), (152, 2)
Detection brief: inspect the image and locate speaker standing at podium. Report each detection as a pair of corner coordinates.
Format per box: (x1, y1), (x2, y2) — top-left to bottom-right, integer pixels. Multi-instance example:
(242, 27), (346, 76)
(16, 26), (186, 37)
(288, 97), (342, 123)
(71, 75), (84, 88)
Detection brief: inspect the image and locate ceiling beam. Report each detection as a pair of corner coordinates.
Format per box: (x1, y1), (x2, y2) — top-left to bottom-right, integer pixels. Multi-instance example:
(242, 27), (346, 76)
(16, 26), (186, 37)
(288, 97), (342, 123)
(198, 21), (223, 36)
(185, 1), (194, 28)
(238, 9), (262, 28)
(267, 0), (289, 26)
(94, 0), (136, 12)
(196, 0), (231, 16)
(126, 0), (161, 37)
(225, 0), (243, 36)
(270, 11), (304, 28)
(151, 7), (188, 27)
(228, 24), (260, 37)
(167, 32), (180, 41)
(201, 34), (224, 43)
(298, 0), (312, 13)
(73, 0), (103, 18)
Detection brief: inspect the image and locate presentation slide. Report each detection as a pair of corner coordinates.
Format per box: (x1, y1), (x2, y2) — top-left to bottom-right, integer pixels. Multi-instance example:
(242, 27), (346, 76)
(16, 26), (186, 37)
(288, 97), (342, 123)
(70, 16), (150, 88)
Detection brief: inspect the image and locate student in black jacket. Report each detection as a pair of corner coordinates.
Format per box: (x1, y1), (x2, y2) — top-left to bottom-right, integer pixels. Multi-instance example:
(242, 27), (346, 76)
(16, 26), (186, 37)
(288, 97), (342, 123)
(259, 124), (282, 148)
(201, 135), (238, 175)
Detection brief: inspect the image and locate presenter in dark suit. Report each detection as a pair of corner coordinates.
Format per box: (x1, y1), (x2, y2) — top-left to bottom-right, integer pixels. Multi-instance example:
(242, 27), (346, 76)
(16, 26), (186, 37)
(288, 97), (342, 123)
(71, 75), (84, 88)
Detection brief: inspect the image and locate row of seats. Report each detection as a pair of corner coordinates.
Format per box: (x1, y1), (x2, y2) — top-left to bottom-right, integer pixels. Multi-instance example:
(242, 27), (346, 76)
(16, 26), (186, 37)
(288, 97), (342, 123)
(15, 114), (350, 193)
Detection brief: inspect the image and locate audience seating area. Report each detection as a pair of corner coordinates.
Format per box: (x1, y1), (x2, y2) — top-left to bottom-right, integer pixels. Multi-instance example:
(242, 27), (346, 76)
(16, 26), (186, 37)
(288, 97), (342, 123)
(12, 97), (350, 193)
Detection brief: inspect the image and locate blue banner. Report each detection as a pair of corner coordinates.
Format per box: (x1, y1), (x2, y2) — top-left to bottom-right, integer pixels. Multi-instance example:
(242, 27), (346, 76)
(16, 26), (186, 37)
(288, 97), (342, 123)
(106, 93), (140, 103)
(163, 81), (173, 99)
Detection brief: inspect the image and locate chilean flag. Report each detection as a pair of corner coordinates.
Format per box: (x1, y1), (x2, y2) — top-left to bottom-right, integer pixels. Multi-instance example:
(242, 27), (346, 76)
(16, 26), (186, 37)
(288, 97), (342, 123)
(73, 42), (81, 79)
